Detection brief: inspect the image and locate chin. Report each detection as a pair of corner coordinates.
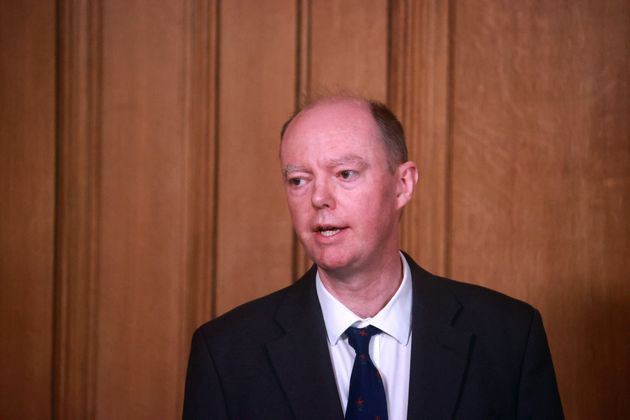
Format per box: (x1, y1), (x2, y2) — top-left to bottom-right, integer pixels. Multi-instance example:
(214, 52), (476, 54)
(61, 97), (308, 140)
(310, 251), (355, 273)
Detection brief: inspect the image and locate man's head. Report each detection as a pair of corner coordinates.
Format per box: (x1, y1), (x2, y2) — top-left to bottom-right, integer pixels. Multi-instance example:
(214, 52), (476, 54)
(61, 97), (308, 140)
(279, 96), (418, 277)
(281, 98), (408, 173)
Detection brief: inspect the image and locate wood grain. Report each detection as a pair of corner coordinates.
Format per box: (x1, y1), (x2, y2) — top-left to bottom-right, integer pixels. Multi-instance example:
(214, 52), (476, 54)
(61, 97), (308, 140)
(214, 0), (296, 315)
(93, 1), (189, 417)
(308, 0), (388, 100)
(0, 1), (56, 418)
(389, 0), (452, 276)
(449, 1), (630, 417)
(181, 0), (219, 360)
(54, 0), (103, 418)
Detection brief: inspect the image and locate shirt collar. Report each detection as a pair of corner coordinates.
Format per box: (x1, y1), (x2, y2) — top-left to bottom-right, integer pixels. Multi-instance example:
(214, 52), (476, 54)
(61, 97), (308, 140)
(315, 252), (413, 346)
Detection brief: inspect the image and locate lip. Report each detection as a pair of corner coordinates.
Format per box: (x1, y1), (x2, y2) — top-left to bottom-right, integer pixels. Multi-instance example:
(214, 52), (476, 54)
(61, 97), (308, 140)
(312, 225), (349, 242)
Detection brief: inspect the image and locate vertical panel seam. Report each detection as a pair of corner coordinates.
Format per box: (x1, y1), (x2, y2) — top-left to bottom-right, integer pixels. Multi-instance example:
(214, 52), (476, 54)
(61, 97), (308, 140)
(89, 1), (104, 416)
(51, 0), (63, 417)
(444, 0), (455, 278)
(52, 0), (104, 418)
(210, 0), (221, 319)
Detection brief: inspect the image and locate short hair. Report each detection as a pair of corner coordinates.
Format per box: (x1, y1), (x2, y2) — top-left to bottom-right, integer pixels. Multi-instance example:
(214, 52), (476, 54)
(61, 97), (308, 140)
(280, 96), (408, 171)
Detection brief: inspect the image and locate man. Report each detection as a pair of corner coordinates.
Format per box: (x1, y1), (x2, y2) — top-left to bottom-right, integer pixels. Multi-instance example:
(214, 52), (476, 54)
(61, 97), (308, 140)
(183, 96), (564, 419)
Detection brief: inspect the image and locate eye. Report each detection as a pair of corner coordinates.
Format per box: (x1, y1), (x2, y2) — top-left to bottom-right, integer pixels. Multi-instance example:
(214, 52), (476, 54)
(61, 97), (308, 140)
(338, 170), (356, 180)
(288, 177), (305, 187)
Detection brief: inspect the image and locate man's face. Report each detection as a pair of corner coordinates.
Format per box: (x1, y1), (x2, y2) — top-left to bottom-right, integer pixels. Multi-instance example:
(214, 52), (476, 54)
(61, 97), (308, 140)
(280, 100), (409, 276)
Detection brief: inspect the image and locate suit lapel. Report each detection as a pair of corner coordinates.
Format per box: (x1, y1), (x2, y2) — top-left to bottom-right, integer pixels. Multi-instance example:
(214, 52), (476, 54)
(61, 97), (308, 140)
(265, 267), (344, 420)
(265, 257), (472, 419)
(406, 257), (473, 419)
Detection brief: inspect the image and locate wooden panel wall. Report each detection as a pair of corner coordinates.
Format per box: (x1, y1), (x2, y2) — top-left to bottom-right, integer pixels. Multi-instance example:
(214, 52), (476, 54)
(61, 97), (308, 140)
(0, 1), (56, 419)
(95, 2), (188, 418)
(1, 1), (627, 419)
(55, 0), (194, 418)
(390, 0), (451, 276)
(308, 0), (388, 99)
(215, 0), (295, 315)
(448, 1), (630, 418)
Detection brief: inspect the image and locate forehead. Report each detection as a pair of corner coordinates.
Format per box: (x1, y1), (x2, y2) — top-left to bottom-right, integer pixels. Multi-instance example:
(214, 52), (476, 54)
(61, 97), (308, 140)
(280, 100), (386, 162)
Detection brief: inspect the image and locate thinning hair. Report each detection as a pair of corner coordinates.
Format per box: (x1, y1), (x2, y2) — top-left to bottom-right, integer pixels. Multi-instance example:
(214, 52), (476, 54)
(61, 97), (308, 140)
(280, 96), (408, 172)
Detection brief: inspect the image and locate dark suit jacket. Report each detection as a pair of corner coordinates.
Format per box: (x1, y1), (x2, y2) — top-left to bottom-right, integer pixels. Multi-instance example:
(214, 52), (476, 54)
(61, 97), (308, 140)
(183, 255), (564, 419)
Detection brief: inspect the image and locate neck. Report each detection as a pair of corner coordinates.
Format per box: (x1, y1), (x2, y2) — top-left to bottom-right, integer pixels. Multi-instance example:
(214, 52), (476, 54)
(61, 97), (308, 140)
(318, 253), (403, 318)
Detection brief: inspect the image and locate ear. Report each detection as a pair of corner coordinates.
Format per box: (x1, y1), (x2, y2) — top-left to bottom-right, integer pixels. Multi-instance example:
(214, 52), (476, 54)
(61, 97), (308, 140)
(395, 161), (419, 210)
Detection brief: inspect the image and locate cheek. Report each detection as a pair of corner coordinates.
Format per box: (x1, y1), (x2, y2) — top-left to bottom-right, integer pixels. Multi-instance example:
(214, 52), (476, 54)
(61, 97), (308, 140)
(361, 187), (398, 224)
(287, 198), (309, 229)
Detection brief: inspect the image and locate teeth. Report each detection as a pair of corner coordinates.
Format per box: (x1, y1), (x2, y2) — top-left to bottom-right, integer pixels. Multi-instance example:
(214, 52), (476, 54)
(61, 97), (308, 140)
(320, 228), (340, 237)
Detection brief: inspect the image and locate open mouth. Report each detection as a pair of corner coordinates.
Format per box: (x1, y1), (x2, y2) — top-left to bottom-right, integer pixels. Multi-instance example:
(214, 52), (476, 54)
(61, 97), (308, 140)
(315, 225), (345, 237)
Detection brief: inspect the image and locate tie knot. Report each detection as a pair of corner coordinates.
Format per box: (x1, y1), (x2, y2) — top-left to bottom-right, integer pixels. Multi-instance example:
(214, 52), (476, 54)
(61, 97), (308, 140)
(345, 325), (381, 354)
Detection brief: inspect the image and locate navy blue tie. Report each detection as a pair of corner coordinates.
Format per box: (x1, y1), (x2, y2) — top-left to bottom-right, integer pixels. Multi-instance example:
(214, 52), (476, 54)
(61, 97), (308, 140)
(345, 326), (388, 420)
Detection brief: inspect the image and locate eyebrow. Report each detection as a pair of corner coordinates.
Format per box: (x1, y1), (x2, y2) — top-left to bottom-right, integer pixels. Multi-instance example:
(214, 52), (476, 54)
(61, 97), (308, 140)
(282, 165), (308, 178)
(326, 154), (368, 169)
(282, 154), (369, 178)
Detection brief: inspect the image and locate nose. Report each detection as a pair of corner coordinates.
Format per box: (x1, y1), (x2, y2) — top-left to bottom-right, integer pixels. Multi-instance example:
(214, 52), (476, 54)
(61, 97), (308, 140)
(311, 178), (335, 209)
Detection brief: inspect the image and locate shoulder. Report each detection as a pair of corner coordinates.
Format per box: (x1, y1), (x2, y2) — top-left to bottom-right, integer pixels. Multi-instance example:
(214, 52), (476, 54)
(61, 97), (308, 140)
(192, 268), (317, 353)
(442, 275), (535, 320)
(406, 254), (538, 334)
(194, 284), (289, 348)
(439, 275), (540, 347)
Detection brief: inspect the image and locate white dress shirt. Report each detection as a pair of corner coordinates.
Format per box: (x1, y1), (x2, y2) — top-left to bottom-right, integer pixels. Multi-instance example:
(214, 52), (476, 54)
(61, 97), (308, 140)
(315, 253), (413, 420)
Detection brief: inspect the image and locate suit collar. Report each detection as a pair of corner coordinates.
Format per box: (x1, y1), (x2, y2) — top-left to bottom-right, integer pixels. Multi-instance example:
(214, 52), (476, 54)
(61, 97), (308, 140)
(265, 266), (344, 420)
(404, 253), (473, 419)
(266, 255), (473, 420)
